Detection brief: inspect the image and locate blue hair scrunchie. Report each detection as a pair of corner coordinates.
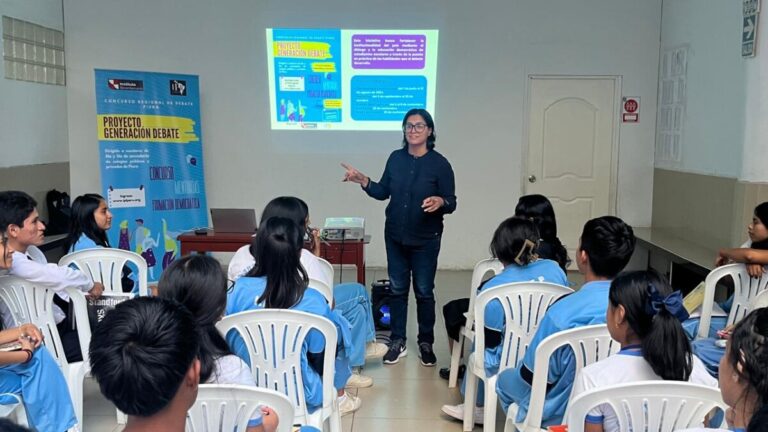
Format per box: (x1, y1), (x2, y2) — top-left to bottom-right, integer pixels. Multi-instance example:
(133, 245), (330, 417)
(645, 284), (690, 322)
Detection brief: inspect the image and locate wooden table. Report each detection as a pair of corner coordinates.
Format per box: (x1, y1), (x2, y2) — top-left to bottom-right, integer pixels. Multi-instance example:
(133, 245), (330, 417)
(178, 230), (371, 284)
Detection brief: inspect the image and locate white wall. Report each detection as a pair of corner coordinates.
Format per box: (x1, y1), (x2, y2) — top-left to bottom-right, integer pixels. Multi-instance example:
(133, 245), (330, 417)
(64, 0), (661, 269)
(656, 0), (746, 178)
(0, 0), (68, 168)
(741, 8), (768, 183)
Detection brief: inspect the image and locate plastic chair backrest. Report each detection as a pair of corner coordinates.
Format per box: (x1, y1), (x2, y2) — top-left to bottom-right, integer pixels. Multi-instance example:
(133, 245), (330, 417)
(316, 257), (335, 286)
(215, 309), (337, 423)
(59, 249), (149, 296)
(187, 384), (294, 432)
(565, 381), (727, 432)
(750, 288), (768, 310)
(465, 258), (504, 329)
(0, 275), (32, 328)
(474, 282), (573, 372)
(0, 276), (91, 368)
(308, 277), (334, 304)
(524, 324), (621, 430)
(698, 264), (768, 339)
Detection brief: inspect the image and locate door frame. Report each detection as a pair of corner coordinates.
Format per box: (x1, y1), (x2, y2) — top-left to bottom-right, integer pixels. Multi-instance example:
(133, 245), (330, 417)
(521, 74), (622, 216)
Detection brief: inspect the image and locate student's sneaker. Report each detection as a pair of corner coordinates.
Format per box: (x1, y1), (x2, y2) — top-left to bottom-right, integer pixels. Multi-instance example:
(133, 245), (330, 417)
(338, 391), (362, 416)
(441, 403), (484, 424)
(365, 341), (388, 359)
(418, 342), (437, 367)
(382, 339), (407, 364)
(345, 369), (374, 388)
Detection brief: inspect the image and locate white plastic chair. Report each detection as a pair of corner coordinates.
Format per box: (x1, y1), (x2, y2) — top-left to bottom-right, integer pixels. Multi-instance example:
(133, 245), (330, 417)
(216, 309), (341, 432)
(698, 263), (768, 339)
(448, 258), (504, 388)
(308, 277), (334, 304)
(505, 324), (621, 432)
(59, 249), (149, 296)
(0, 276), (91, 425)
(187, 384), (294, 432)
(317, 256), (335, 286)
(565, 381), (727, 432)
(464, 281), (573, 432)
(0, 393), (28, 427)
(750, 287), (768, 309)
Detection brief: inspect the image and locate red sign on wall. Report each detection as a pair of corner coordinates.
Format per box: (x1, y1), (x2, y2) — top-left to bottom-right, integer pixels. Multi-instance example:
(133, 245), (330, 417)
(622, 96), (640, 123)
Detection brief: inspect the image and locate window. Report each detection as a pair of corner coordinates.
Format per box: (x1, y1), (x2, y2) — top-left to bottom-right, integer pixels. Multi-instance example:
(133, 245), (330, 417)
(2, 15), (65, 85)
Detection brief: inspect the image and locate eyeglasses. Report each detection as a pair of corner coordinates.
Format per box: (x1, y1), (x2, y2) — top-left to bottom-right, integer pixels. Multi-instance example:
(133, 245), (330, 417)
(403, 123), (427, 132)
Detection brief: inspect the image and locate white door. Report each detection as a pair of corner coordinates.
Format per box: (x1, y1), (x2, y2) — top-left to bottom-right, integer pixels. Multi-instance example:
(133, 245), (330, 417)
(525, 77), (619, 267)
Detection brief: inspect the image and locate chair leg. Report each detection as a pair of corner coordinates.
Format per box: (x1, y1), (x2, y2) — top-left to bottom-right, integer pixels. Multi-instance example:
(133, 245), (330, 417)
(449, 335), (463, 388)
(463, 370), (478, 432)
(329, 406), (342, 432)
(116, 409), (127, 424)
(483, 376), (498, 432)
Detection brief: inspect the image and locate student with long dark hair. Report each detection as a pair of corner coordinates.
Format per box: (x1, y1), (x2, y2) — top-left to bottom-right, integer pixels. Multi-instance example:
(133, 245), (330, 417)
(228, 196), (385, 387)
(226, 217), (361, 416)
(514, 194), (570, 271)
(159, 255), (278, 432)
(441, 217), (568, 424)
(570, 270), (717, 432)
(64, 193), (136, 293)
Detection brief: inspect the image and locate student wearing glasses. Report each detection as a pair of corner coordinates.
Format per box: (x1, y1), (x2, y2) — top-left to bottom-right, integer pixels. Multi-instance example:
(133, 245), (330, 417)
(341, 108), (457, 367)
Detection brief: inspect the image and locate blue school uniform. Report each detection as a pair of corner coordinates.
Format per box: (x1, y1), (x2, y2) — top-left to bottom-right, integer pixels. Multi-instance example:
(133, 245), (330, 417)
(332, 283), (376, 368)
(0, 348), (77, 432)
(496, 280), (612, 427)
(225, 276), (353, 413)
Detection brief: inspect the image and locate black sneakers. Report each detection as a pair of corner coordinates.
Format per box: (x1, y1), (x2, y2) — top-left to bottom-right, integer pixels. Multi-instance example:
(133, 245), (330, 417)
(419, 343), (437, 367)
(383, 339), (408, 364)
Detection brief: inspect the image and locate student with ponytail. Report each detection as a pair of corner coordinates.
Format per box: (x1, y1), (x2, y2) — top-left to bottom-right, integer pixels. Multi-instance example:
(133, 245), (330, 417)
(679, 307), (768, 432)
(158, 255), (278, 432)
(225, 217), (362, 416)
(441, 216), (568, 424)
(570, 270), (717, 432)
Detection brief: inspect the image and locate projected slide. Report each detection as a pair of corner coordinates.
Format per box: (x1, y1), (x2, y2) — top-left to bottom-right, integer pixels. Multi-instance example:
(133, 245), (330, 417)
(266, 29), (438, 131)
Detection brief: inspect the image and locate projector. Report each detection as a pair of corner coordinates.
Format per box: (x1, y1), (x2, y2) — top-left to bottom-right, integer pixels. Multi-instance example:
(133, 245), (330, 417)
(321, 217), (365, 240)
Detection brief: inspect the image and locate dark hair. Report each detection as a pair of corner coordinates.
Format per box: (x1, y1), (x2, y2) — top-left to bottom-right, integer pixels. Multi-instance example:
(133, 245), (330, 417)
(89, 297), (199, 417)
(728, 308), (768, 432)
(609, 271), (692, 381)
(490, 217), (540, 266)
(158, 254), (230, 383)
(250, 196), (310, 258)
(579, 216), (635, 278)
(0, 419), (32, 431)
(246, 217), (308, 308)
(0, 191), (37, 232)
(64, 193), (109, 251)
(401, 108), (436, 150)
(515, 194), (570, 270)
(751, 202), (768, 250)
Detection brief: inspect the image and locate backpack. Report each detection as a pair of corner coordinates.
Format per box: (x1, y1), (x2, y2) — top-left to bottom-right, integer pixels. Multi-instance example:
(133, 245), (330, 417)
(45, 189), (71, 235)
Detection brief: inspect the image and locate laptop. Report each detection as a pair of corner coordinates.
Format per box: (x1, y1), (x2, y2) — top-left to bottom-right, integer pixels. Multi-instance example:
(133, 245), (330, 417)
(210, 208), (257, 233)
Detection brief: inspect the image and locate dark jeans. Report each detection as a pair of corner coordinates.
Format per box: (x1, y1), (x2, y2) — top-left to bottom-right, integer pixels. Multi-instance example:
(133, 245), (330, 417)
(385, 235), (441, 345)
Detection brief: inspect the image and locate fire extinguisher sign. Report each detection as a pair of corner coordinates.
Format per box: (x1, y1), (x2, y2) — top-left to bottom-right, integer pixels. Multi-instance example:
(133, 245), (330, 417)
(622, 96), (640, 123)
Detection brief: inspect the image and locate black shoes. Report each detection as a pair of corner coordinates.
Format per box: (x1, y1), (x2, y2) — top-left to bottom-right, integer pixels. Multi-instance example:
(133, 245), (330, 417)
(383, 339), (408, 364)
(439, 364), (466, 380)
(419, 343), (437, 367)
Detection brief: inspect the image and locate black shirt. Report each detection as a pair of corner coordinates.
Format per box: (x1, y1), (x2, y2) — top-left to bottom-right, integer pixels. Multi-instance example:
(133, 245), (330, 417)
(364, 148), (456, 244)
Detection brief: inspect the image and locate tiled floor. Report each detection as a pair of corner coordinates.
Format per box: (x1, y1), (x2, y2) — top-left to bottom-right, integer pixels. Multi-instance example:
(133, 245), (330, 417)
(81, 267), (585, 431)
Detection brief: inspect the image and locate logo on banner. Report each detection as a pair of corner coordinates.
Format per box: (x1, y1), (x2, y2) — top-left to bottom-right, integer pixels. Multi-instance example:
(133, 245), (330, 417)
(108, 79), (144, 91)
(170, 80), (187, 96)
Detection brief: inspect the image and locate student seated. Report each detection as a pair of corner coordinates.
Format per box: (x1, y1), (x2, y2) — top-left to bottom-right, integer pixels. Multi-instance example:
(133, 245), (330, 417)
(0, 190), (104, 362)
(158, 255), (278, 432)
(440, 194), (570, 380)
(570, 270), (717, 432)
(228, 196), (385, 387)
(226, 217), (362, 416)
(0, 238), (78, 432)
(89, 296), (200, 432)
(440, 216), (569, 424)
(495, 216), (636, 427)
(64, 193), (135, 293)
(678, 308), (768, 432)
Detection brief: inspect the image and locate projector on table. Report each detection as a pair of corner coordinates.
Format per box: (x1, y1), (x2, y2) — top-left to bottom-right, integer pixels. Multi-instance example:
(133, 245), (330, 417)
(321, 217), (365, 240)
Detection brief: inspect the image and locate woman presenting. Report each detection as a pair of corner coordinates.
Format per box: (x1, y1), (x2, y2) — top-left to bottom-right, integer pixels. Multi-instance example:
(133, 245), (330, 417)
(342, 108), (456, 367)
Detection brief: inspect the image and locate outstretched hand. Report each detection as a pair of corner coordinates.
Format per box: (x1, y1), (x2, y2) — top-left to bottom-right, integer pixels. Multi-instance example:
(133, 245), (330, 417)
(341, 163), (369, 187)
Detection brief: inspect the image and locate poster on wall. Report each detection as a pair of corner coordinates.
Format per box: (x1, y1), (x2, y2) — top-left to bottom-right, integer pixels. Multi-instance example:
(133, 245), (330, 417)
(95, 69), (208, 281)
(266, 28), (439, 131)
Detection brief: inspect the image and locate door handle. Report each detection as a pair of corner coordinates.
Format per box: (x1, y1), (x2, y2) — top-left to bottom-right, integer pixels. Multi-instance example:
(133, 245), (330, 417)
(528, 175), (537, 183)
